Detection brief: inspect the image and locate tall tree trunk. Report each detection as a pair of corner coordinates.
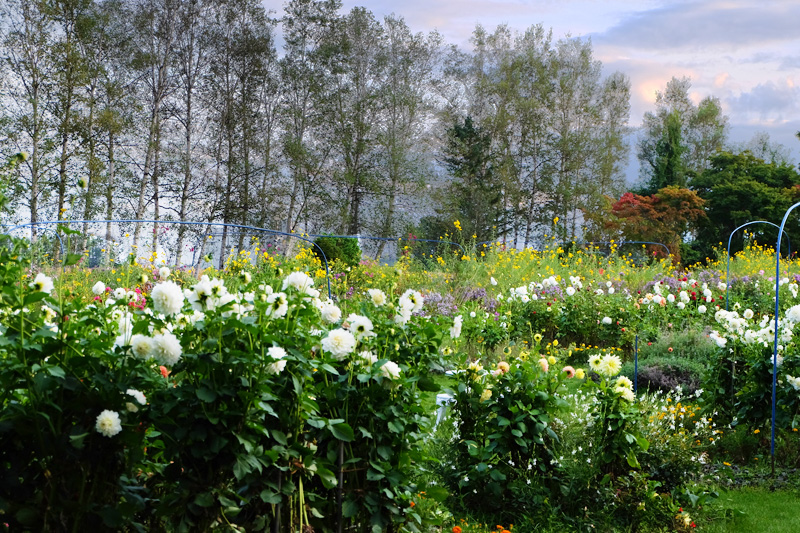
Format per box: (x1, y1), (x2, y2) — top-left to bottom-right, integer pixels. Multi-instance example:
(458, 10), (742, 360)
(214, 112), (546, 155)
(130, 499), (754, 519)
(133, 108), (159, 248)
(81, 85), (98, 252)
(105, 131), (116, 243)
(151, 124), (163, 257)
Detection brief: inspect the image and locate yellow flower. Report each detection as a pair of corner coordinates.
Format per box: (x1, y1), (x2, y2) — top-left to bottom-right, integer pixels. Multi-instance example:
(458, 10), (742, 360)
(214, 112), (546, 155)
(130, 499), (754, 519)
(552, 339), (558, 347)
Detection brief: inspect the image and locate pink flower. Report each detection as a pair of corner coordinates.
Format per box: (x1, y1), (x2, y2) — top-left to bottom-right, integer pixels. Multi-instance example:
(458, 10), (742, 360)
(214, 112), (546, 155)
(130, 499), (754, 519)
(561, 365), (575, 378)
(538, 358), (549, 373)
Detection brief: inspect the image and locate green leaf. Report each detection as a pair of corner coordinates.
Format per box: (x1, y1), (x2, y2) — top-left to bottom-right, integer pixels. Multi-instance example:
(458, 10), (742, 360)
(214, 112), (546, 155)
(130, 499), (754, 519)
(366, 468), (385, 481)
(218, 494), (238, 507)
(387, 420), (403, 433)
(15, 507), (38, 525)
(424, 485), (449, 503)
(319, 363), (338, 374)
(62, 253), (83, 266)
(358, 426), (373, 439)
(196, 388), (217, 403)
(489, 469), (506, 481)
(194, 492), (215, 507)
(260, 490), (282, 505)
(377, 445), (392, 460)
(58, 225), (82, 236)
(417, 376), (440, 392)
(23, 292), (48, 305)
(316, 466), (338, 489)
(69, 431), (89, 449)
(330, 422), (354, 442)
(271, 430), (288, 445)
(47, 365), (66, 379)
(626, 450), (641, 469)
(342, 499), (359, 518)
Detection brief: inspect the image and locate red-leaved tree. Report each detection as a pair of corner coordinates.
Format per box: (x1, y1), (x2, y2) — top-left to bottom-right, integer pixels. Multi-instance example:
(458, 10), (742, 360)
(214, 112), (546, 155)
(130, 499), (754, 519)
(604, 186), (706, 264)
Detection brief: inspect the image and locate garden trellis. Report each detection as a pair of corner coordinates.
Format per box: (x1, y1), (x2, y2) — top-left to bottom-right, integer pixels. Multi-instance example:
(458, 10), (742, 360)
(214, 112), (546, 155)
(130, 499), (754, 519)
(726, 220), (792, 311)
(2, 220), (476, 303)
(1, 220), (334, 299)
(771, 202), (800, 476)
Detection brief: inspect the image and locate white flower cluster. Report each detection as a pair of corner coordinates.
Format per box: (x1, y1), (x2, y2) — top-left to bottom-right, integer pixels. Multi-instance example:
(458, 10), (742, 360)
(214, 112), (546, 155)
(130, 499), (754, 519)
(282, 271), (319, 298)
(95, 410), (122, 437)
(588, 353), (622, 378)
(395, 289), (423, 325)
(129, 331), (183, 366)
(150, 281), (185, 315)
(449, 315), (463, 339)
(185, 275), (239, 313)
(321, 328), (357, 360)
(614, 375), (635, 402)
(710, 306), (795, 354)
(367, 288), (386, 306)
(266, 346), (288, 374)
(29, 272), (54, 294)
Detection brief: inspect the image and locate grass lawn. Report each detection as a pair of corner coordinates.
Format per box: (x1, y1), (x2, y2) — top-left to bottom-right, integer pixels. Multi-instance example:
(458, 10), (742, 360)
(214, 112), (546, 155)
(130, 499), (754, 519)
(701, 488), (800, 532)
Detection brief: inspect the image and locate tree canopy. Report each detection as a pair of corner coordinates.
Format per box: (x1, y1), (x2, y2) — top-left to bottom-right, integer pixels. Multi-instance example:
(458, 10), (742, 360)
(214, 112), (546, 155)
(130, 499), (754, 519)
(688, 151), (800, 261)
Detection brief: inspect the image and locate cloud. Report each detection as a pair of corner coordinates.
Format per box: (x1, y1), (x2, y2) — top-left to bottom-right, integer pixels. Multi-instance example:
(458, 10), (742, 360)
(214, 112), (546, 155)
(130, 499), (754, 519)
(595, 1), (800, 52)
(728, 81), (800, 123)
(779, 56), (800, 70)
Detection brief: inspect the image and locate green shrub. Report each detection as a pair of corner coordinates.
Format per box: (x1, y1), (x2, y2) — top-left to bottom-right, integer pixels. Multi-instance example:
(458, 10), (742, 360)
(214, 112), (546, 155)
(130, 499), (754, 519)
(638, 328), (719, 363)
(313, 235), (362, 267)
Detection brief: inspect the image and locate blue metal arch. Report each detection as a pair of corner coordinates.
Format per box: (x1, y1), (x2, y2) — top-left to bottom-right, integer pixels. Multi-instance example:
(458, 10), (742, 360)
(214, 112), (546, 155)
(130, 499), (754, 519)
(771, 202), (800, 475)
(726, 220), (791, 311)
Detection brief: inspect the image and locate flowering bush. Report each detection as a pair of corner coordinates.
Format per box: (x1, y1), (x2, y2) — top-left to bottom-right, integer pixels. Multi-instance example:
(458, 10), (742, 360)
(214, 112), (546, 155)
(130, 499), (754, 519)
(701, 305), (800, 430)
(0, 238), (457, 531)
(0, 238), (164, 529)
(585, 353), (650, 475)
(441, 351), (575, 518)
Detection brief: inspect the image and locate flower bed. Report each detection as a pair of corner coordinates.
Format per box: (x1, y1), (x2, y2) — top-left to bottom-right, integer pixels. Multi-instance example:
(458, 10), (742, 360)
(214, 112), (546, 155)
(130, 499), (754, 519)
(2, 235), (800, 531)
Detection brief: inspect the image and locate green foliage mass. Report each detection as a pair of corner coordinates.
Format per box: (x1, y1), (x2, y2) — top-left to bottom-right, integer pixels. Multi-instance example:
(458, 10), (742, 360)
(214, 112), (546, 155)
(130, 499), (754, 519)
(690, 151), (800, 261)
(313, 235), (362, 267)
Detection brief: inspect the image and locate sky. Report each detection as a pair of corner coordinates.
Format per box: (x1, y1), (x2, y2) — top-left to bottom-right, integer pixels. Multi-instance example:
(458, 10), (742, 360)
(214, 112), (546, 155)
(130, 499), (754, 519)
(268, 0), (800, 170)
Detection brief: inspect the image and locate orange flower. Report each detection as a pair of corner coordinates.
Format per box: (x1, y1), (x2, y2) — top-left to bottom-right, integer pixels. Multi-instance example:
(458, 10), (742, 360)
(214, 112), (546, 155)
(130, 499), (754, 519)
(409, 501), (415, 508)
(452, 527), (462, 533)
